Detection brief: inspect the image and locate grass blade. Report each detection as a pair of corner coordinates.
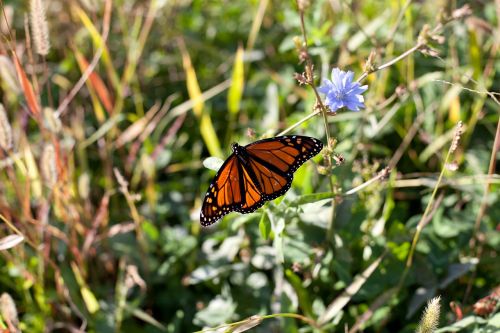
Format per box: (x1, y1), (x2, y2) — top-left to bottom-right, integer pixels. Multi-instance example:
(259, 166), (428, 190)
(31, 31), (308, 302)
(12, 54), (40, 117)
(179, 39), (223, 158)
(72, 3), (120, 92)
(74, 49), (114, 115)
(227, 45), (244, 116)
(318, 251), (387, 326)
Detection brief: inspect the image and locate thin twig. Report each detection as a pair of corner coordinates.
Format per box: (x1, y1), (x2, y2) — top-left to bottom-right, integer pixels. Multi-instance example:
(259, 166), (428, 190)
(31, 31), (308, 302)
(344, 167), (390, 196)
(393, 174), (500, 188)
(434, 79), (500, 100)
(357, 43), (422, 83)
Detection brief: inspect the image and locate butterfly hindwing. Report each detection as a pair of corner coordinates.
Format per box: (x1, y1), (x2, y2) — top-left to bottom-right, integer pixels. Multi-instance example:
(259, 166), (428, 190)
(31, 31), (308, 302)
(235, 163), (264, 214)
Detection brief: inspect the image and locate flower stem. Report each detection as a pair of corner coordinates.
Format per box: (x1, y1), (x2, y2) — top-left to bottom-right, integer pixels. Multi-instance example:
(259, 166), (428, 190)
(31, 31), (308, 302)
(297, 5), (337, 241)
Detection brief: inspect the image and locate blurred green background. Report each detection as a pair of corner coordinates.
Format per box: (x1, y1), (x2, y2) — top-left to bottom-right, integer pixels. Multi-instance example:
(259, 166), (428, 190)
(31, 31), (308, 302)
(0, 0), (498, 332)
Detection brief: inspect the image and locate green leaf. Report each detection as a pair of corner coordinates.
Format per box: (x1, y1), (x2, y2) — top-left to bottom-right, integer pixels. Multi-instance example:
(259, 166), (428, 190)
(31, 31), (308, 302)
(285, 269), (314, 319)
(180, 43), (223, 158)
(269, 215), (285, 263)
(259, 212), (271, 240)
(435, 315), (486, 332)
(188, 264), (231, 284)
(227, 45), (244, 116)
(193, 296), (236, 327)
(468, 29), (482, 81)
(487, 313), (500, 328)
(388, 242), (410, 261)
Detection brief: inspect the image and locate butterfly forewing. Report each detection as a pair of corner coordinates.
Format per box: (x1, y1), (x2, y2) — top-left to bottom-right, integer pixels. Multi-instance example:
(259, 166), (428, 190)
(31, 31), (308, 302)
(246, 135), (323, 174)
(200, 155), (242, 226)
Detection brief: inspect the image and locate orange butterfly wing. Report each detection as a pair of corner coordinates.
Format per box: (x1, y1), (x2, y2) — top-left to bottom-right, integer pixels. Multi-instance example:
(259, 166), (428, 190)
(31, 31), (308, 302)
(200, 136), (323, 226)
(200, 155), (243, 226)
(245, 136), (323, 200)
(235, 163), (264, 214)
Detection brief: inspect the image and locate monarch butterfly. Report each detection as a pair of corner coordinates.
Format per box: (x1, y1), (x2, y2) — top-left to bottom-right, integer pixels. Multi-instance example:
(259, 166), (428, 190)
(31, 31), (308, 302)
(200, 135), (323, 226)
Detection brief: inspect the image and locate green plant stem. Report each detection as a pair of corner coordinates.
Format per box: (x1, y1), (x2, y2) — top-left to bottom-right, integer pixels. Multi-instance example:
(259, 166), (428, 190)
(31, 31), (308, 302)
(277, 110), (320, 136)
(394, 121), (461, 295)
(405, 147), (451, 268)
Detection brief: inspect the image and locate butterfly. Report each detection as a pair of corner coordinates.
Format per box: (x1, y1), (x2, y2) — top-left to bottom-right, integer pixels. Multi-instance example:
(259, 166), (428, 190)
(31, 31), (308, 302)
(200, 135), (323, 226)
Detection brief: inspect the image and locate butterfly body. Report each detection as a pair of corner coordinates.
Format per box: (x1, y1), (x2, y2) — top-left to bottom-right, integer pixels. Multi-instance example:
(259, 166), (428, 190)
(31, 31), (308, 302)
(200, 135), (323, 226)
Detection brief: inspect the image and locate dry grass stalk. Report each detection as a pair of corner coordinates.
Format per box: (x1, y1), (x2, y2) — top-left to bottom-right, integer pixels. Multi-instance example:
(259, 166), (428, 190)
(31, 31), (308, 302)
(29, 0), (51, 56)
(0, 103), (12, 150)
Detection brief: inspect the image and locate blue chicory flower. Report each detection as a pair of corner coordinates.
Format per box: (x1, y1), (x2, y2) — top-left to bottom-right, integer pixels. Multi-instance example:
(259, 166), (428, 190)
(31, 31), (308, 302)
(318, 68), (368, 112)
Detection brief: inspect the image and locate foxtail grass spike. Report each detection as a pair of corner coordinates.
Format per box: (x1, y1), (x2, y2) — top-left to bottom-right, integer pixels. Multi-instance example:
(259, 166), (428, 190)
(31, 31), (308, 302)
(450, 121), (463, 153)
(30, 0), (51, 56)
(416, 296), (441, 333)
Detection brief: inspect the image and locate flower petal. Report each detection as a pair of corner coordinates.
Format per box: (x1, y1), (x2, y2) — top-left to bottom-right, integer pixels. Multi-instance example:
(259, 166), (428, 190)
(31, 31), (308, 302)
(318, 79), (333, 94)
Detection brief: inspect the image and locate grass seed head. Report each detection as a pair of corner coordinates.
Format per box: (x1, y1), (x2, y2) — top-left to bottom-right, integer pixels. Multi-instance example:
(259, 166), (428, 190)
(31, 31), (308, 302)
(450, 121), (463, 153)
(416, 296), (441, 333)
(30, 0), (51, 56)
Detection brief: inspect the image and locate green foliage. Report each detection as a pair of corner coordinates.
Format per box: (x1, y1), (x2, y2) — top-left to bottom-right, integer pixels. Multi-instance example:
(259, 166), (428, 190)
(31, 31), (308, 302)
(0, 0), (498, 332)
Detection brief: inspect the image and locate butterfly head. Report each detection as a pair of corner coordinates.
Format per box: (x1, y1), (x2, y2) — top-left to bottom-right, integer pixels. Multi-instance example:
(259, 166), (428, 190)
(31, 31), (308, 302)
(231, 142), (241, 154)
